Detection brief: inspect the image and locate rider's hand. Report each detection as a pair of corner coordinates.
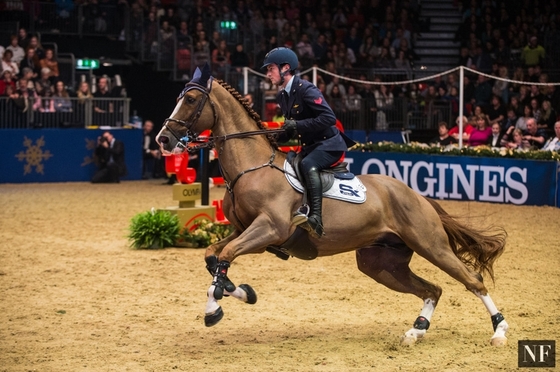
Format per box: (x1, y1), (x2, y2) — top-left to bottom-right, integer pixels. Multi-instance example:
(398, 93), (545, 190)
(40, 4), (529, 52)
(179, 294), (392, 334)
(283, 120), (298, 139)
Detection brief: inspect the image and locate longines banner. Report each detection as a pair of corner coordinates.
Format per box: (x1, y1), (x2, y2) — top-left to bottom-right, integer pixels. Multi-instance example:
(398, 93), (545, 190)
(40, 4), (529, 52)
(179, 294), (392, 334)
(345, 152), (560, 207)
(1, 129), (142, 183)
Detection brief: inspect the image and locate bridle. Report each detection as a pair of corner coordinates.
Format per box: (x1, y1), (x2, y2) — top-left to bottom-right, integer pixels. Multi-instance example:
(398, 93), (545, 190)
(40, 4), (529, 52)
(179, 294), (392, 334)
(161, 79), (218, 153)
(161, 79), (284, 153)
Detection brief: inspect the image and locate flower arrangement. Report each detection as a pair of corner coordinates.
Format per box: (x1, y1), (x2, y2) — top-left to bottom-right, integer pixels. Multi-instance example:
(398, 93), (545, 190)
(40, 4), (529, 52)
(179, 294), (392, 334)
(128, 209), (180, 249)
(178, 219), (235, 248)
(350, 141), (560, 161)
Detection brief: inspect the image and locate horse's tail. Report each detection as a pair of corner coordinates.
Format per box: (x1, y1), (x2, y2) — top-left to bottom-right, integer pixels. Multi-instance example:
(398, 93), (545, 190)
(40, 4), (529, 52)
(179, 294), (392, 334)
(424, 197), (507, 282)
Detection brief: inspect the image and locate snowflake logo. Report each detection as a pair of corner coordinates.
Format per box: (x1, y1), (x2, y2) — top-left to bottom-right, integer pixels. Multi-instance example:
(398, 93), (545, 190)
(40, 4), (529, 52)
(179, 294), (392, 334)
(15, 136), (53, 175)
(81, 137), (97, 166)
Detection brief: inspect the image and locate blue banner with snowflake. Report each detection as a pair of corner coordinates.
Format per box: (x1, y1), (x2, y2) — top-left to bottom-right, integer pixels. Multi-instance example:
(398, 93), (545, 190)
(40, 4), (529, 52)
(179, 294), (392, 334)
(1, 129), (142, 183)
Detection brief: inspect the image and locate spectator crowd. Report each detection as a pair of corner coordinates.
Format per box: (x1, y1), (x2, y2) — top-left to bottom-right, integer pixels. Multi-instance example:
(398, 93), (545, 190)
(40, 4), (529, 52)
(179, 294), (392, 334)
(1, 0), (560, 152)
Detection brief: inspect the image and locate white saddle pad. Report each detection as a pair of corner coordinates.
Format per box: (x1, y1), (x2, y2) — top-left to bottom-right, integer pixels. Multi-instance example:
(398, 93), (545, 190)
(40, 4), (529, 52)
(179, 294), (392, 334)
(284, 161), (367, 204)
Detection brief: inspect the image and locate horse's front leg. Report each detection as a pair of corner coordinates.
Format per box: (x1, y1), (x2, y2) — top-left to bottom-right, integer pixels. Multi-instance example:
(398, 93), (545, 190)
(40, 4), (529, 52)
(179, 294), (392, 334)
(204, 215), (285, 327)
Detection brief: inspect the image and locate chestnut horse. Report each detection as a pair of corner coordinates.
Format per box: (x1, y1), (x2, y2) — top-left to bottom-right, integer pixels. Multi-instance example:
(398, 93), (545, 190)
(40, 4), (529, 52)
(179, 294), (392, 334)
(156, 66), (509, 346)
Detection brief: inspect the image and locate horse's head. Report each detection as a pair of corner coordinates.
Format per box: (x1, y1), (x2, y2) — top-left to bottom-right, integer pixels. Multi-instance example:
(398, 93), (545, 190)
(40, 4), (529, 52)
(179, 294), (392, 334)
(156, 64), (217, 155)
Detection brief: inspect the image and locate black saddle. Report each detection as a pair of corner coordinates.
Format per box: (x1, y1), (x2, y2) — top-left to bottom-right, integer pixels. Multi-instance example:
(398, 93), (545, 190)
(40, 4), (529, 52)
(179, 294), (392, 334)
(286, 151), (354, 192)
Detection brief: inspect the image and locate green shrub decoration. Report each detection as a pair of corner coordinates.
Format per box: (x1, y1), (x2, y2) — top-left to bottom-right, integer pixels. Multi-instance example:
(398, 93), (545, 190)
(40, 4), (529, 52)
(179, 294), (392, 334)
(179, 219), (235, 248)
(128, 209), (180, 249)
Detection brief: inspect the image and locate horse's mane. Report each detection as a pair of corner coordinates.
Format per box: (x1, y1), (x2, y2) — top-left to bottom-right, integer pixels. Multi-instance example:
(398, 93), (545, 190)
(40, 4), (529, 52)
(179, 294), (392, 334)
(216, 79), (279, 149)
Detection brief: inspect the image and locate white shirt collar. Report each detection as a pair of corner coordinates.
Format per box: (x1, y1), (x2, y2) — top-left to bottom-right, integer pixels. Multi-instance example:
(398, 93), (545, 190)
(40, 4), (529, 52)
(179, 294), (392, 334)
(283, 76), (295, 96)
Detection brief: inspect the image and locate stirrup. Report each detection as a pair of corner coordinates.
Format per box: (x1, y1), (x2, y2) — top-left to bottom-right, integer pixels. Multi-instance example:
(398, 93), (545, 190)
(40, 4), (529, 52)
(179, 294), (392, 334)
(301, 216), (324, 239)
(291, 204), (310, 226)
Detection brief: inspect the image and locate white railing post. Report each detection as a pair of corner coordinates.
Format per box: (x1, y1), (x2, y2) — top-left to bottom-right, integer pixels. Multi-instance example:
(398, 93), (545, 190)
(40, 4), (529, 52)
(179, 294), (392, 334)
(459, 66), (464, 149)
(243, 67), (249, 95)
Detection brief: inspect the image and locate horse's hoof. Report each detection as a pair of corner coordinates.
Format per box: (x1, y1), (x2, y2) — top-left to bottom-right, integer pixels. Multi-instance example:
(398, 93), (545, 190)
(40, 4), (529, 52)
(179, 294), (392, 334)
(204, 307), (224, 327)
(490, 337), (508, 347)
(401, 336), (417, 346)
(239, 284), (257, 305)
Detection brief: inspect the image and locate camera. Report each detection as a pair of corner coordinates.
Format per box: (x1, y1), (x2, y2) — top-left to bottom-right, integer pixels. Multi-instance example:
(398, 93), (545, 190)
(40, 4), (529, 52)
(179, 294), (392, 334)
(98, 136), (108, 144)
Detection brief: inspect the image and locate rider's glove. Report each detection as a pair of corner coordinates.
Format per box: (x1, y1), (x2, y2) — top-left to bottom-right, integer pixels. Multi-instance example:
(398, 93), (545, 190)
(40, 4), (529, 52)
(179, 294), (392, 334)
(283, 120), (298, 139)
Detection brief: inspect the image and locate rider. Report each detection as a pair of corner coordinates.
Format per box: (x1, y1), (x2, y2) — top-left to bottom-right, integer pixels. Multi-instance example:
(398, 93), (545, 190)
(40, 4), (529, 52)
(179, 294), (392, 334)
(262, 47), (355, 238)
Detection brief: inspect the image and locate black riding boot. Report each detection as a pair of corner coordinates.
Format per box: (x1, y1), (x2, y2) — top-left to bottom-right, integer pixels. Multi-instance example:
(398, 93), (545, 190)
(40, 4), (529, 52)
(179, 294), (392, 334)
(302, 167), (324, 238)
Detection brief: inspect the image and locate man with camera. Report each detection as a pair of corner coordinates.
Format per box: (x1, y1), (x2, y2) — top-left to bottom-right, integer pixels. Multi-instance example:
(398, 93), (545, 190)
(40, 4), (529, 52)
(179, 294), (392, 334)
(91, 131), (127, 183)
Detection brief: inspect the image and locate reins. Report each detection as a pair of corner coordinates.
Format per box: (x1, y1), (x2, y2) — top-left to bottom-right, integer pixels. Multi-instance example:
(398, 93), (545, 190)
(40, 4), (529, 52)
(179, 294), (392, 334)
(181, 128), (285, 152)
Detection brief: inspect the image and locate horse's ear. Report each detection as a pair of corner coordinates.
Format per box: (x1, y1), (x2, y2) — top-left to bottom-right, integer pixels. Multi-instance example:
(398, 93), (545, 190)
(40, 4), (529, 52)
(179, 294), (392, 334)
(199, 62), (212, 88)
(191, 66), (202, 82)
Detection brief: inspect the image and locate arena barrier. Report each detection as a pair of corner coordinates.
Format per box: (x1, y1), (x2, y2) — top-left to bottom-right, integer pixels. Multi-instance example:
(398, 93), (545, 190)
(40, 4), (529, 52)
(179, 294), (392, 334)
(345, 152), (560, 208)
(3, 129), (558, 207)
(1, 129), (142, 183)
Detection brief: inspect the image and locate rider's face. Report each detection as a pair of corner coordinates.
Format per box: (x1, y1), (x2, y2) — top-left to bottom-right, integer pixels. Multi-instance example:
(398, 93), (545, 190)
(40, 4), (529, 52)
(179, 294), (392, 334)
(266, 64), (283, 86)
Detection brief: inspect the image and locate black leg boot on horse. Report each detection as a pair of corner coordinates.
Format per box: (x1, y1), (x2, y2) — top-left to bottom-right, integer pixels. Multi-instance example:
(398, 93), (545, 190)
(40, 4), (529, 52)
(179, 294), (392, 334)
(292, 167), (324, 239)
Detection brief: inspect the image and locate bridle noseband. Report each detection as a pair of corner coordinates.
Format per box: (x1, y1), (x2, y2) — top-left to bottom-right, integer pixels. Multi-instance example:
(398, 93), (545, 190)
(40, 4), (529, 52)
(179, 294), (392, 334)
(161, 79), (218, 152)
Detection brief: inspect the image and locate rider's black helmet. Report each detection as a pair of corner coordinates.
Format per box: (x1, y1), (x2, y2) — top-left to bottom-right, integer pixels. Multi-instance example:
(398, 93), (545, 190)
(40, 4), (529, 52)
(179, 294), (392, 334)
(261, 47), (299, 72)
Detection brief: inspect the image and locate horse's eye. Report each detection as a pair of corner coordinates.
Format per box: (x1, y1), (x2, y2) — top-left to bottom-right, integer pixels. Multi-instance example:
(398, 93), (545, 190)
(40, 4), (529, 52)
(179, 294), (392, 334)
(186, 96), (196, 104)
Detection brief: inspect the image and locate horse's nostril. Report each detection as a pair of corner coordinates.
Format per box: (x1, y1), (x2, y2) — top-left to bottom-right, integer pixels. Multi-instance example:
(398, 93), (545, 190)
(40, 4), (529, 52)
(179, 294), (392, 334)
(158, 136), (169, 144)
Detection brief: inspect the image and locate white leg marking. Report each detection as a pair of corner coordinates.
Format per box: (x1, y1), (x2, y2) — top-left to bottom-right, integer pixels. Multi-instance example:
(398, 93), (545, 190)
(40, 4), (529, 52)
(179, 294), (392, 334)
(205, 285), (221, 315)
(402, 299), (437, 345)
(474, 291), (499, 315)
(473, 291), (508, 346)
(419, 298), (436, 321)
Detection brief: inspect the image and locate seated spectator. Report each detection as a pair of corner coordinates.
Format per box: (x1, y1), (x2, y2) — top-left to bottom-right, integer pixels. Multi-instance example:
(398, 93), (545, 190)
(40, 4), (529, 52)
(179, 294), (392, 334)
(538, 100), (557, 131)
(142, 120), (161, 179)
(530, 98), (541, 123)
(503, 106), (518, 132)
(492, 65), (510, 104)
(77, 80), (93, 102)
(541, 121), (560, 151)
(326, 76), (347, 97)
(0, 70), (17, 96)
(449, 115), (475, 142)
(211, 39), (230, 79)
(473, 74), (492, 109)
(6, 35), (24, 65)
(272, 105), (284, 122)
(1, 50), (19, 76)
(296, 33), (314, 68)
(344, 85), (362, 125)
(505, 128), (529, 151)
(19, 47), (40, 79)
(27, 35), (45, 60)
(521, 36), (546, 68)
(374, 83), (394, 131)
(39, 48), (59, 78)
(394, 50), (412, 74)
(429, 121), (457, 146)
(468, 114), (492, 146)
(487, 95), (506, 127)
(230, 43), (250, 72)
(91, 131), (127, 183)
(52, 80), (73, 112)
(487, 123), (503, 148)
(327, 84), (347, 119)
(375, 46), (394, 68)
(515, 104), (533, 131)
(35, 68), (54, 112)
(10, 77), (42, 113)
(522, 118), (547, 150)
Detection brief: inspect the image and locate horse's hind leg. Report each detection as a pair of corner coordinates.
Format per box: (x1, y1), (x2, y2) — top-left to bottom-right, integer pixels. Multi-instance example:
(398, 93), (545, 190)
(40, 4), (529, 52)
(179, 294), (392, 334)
(356, 239), (442, 345)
